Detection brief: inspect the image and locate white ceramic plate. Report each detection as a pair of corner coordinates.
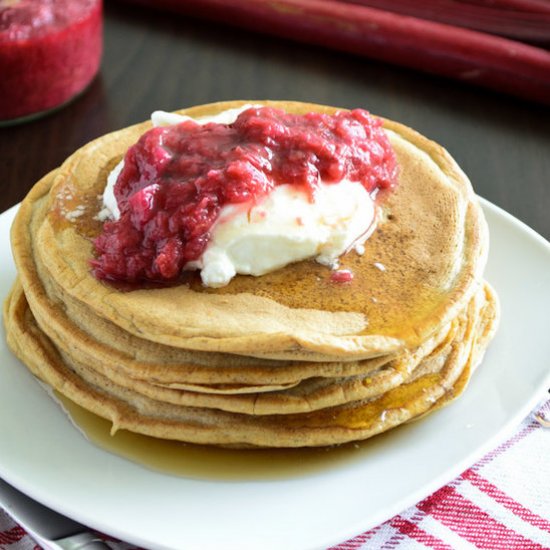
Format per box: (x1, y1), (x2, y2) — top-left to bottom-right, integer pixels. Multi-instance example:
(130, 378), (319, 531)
(1, 199), (549, 550)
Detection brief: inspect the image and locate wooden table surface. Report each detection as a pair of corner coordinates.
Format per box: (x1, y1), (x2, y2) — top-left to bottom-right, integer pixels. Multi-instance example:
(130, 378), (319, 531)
(1, 1), (549, 241)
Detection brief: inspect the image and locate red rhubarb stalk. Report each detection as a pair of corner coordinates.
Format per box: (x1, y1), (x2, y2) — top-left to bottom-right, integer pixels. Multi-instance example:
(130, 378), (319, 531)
(125, 0), (550, 104)
(466, 0), (550, 14)
(343, 0), (550, 42)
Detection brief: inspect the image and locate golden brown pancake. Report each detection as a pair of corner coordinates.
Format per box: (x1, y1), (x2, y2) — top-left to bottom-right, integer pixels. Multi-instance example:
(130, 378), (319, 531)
(4, 280), (498, 447)
(16, 172), (399, 387)
(8, 272), (458, 414)
(4, 100), (498, 448)
(13, 101), (488, 360)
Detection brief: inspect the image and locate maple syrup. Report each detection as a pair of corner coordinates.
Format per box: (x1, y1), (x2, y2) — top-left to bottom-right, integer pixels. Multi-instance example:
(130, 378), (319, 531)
(53, 392), (392, 481)
(51, 367), (461, 481)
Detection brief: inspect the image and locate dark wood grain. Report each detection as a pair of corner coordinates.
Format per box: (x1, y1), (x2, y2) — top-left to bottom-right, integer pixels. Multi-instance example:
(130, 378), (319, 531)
(1, 0), (549, 240)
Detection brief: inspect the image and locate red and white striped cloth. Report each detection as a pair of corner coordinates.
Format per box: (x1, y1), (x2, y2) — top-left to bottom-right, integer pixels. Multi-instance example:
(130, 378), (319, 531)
(2, 398), (549, 550)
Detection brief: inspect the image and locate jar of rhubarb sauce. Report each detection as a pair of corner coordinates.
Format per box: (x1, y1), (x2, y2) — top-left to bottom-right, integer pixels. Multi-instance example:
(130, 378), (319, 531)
(0, 0), (102, 125)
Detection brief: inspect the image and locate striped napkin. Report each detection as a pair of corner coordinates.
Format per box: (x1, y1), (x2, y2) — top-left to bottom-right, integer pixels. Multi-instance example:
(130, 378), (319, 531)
(2, 398), (549, 550)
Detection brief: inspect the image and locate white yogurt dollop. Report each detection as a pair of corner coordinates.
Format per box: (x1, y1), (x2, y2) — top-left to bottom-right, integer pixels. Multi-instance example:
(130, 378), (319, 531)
(192, 181), (375, 287)
(101, 106), (377, 287)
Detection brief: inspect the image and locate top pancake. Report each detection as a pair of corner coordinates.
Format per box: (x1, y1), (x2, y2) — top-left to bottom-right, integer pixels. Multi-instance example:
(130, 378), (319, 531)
(12, 100), (489, 359)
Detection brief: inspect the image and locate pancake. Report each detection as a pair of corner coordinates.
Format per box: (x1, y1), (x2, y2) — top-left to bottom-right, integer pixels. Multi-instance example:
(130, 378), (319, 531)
(4, 99), (499, 448)
(16, 172), (399, 387)
(4, 278), (498, 447)
(9, 273), (459, 414)
(12, 100), (488, 360)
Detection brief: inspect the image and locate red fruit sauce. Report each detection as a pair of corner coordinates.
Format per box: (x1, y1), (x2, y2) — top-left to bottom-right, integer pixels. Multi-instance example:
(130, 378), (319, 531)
(93, 107), (398, 283)
(330, 269), (354, 283)
(0, 0), (102, 122)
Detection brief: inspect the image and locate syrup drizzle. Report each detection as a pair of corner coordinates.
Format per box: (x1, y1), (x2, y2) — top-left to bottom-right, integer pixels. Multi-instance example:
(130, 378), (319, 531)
(53, 392), (400, 481)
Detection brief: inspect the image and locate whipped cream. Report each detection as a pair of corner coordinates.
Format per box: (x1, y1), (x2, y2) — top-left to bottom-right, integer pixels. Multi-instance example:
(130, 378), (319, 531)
(101, 160), (123, 220)
(101, 106), (377, 287)
(151, 104), (259, 127)
(192, 181), (375, 287)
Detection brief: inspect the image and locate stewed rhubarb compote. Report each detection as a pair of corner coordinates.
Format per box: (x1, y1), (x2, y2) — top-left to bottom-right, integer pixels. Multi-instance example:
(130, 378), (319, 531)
(0, 0), (102, 122)
(92, 106), (398, 285)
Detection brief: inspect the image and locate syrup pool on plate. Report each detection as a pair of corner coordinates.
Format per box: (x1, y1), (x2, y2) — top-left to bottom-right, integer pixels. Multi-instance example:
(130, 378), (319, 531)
(53, 391), (403, 481)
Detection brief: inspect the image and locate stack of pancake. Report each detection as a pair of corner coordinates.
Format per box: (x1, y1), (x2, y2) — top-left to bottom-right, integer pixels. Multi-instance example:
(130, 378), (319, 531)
(3, 101), (498, 448)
